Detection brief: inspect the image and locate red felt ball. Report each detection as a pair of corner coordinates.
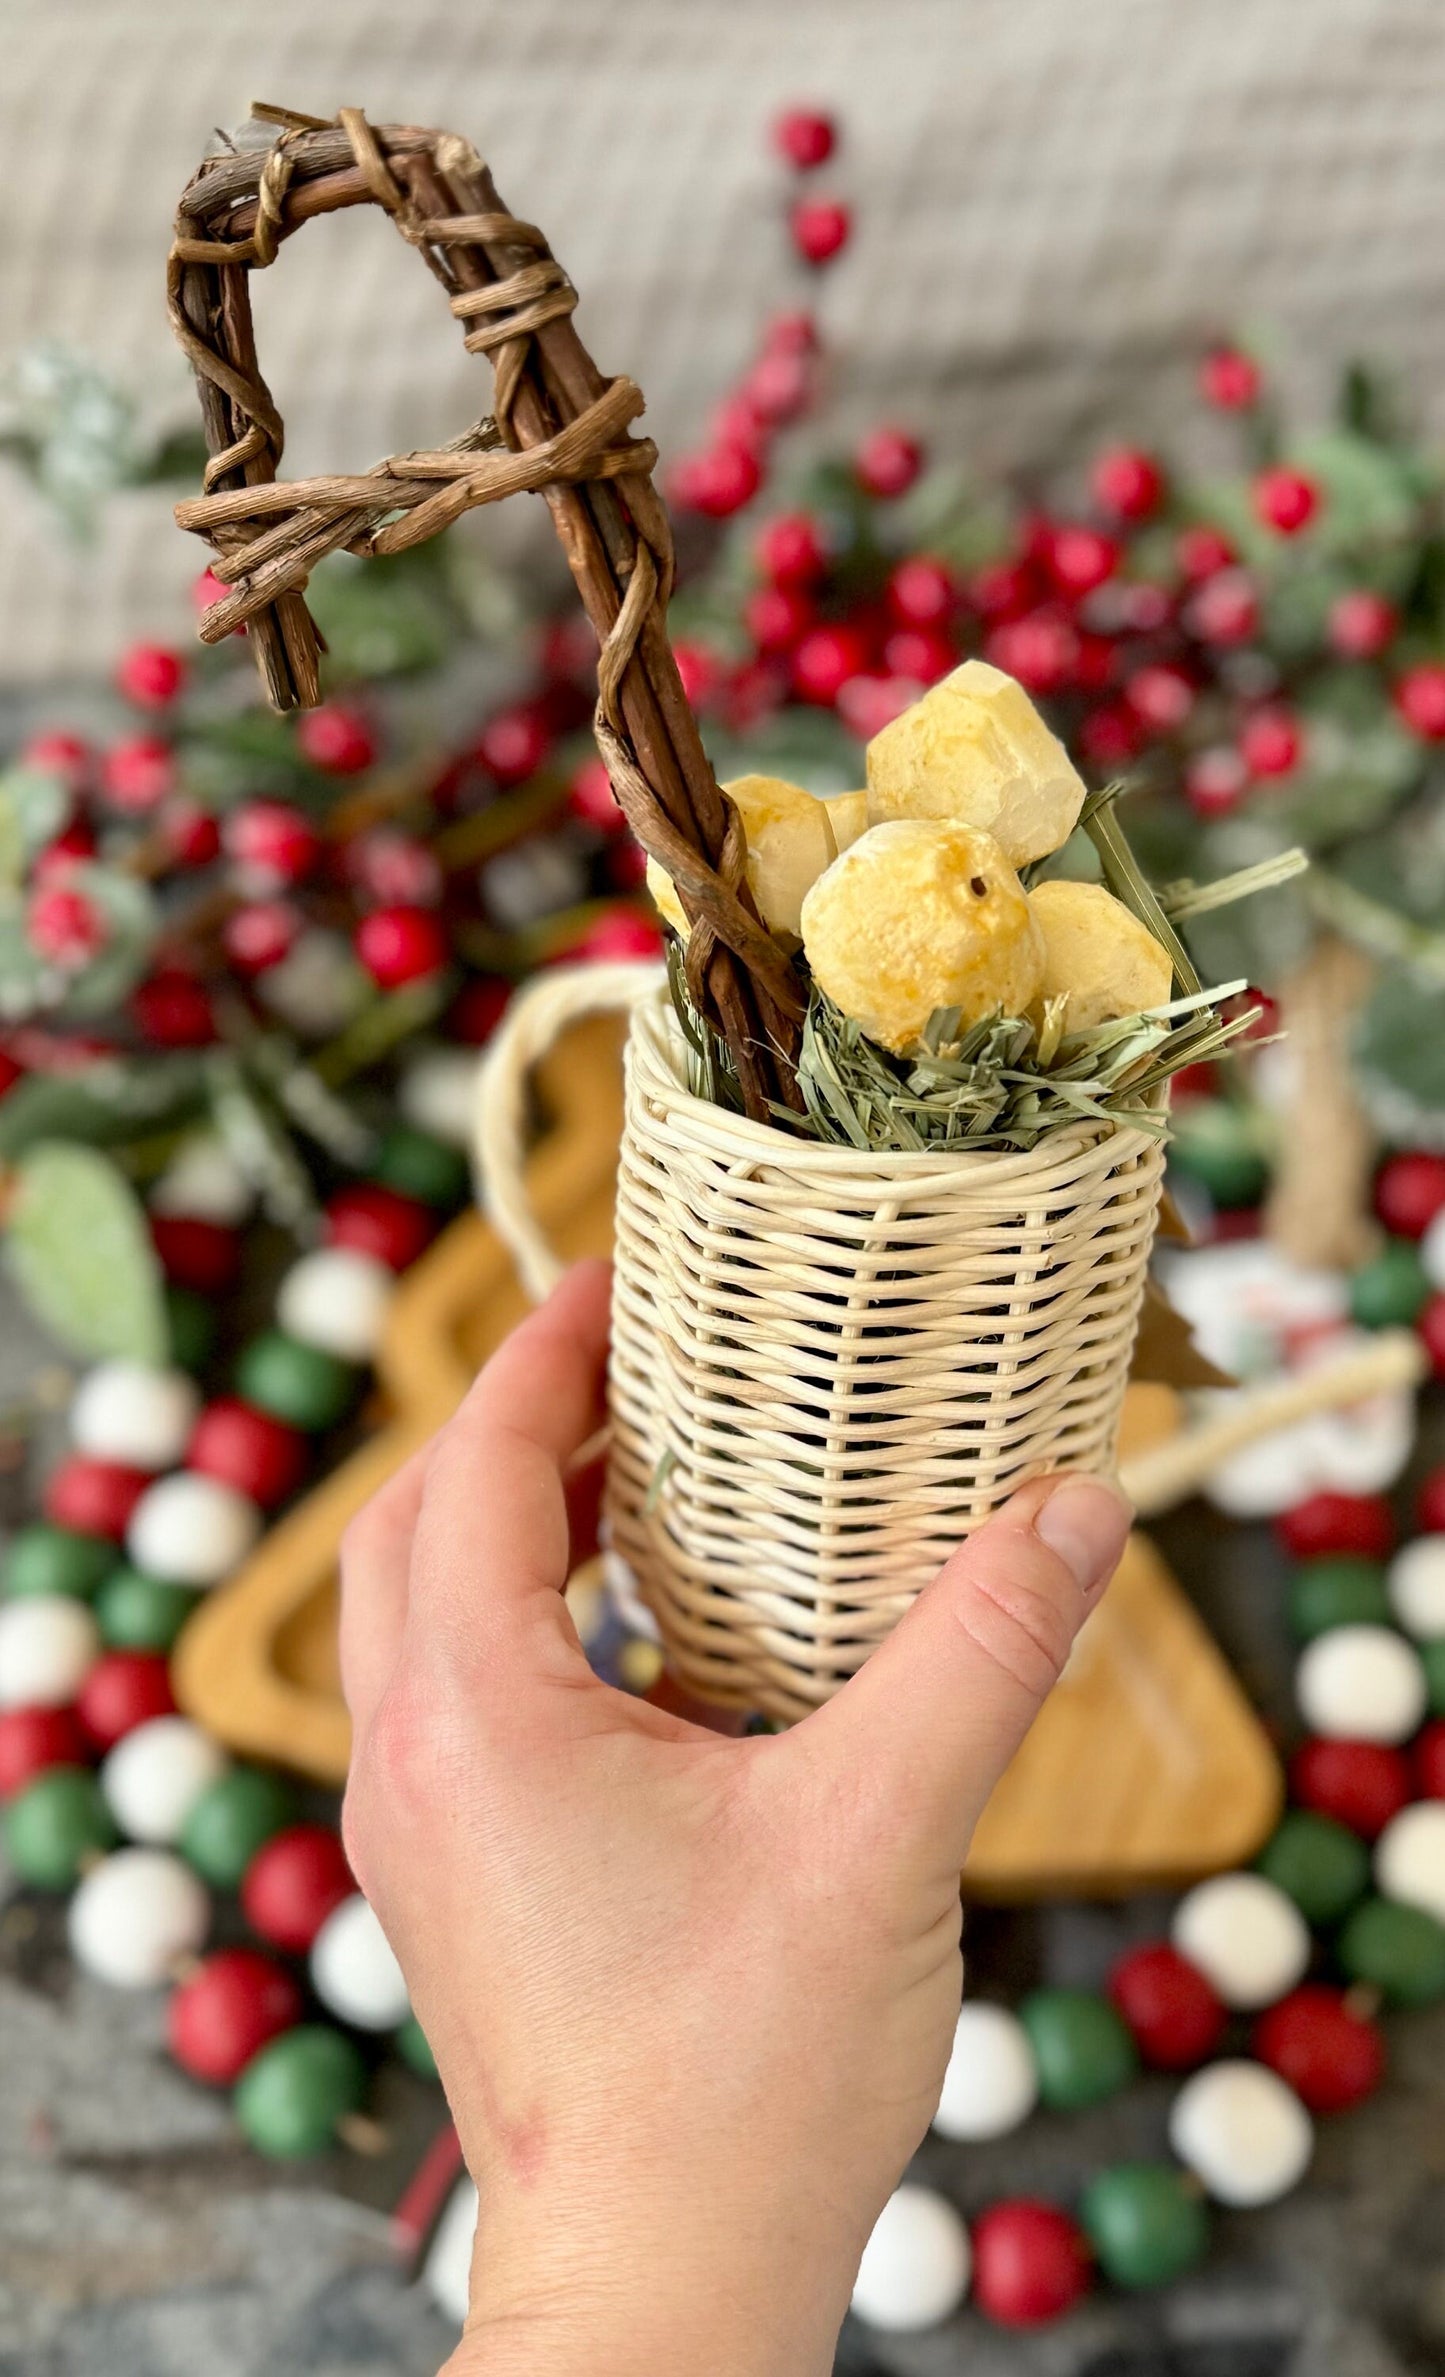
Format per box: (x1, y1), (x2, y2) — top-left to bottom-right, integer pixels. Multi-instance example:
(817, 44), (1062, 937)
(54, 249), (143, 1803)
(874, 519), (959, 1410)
(188, 1399), (308, 1511)
(971, 2200), (1093, 2327)
(789, 197), (850, 266)
(324, 1183), (434, 1273)
(224, 800), (319, 889)
(791, 623), (871, 706)
(116, 642), (187, 711)
(1090, 446), (1164, 520)
(132, 972), (215, 1049)
(854, 426), (923, 499)
(1374, 1151), (1445, 1240)
(1253, 1984), (1384, 2115)
(745, 584), (814, 655)
(1419, 1293), (1445, 1381)
(100, 734), (175, 813)
(297, 702), (376, 776)
(756, 513), (829, 589)
(1253, 466), (1319, 535)
(77, 1650), (176, 1751)
(1393, 663), (1445, 742)
(1329, 589), (1397, 659)
(886, 557), (955, 628)
(21, 730), (91, 792)
(355, 905), (450, 989)
(27, 886), (106, 966)
(1176, 525), (1236, 582)
(1241, 706), (1303, 779)
(1275, 1491), (1394, 1562)
(1413, 1720), (1445, 1801)
(151, 1214), (241, 1297)
(1289, 1737), (1412, 1840)
(1125, 663), (1195, 731)
(158, 798), (222, 868)
(0, 1704), (89, 1797)
(449, 976), (512, 1046)
(44, 1457), (151, 1540)
(773, 107), (836, 169)
(1047, 526), (1119, 598)
(241, 1823), (353, 1953)
(168, 1947), (304, 2085)
(1199, 346), (1262, 410)
(1418, 1467), (1445, 1537)
(566, 757), (624, 834)
(985, 613), (1079, 696)
(673, 444), (763, 519)
(739, 346), (813, 428)
(476, 705), (553, 787)
(1107, 1941), (1227, 2070)
(1187, 567), (1259, 646)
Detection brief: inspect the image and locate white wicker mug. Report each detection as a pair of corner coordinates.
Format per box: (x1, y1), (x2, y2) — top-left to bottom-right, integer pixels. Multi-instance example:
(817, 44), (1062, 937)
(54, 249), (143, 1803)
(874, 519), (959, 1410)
(477, 962), (1167, 1724)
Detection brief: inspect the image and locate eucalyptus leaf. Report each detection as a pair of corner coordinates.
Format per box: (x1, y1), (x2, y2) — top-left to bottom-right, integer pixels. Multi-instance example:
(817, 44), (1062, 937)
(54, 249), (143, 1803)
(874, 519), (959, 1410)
(54, 865), (158, 1015)
(0, 767), (68, 867)
(5, 1141), (168, 1362)
(1356, 973), (1445, 1145)
(0, 1056), (206, 1159)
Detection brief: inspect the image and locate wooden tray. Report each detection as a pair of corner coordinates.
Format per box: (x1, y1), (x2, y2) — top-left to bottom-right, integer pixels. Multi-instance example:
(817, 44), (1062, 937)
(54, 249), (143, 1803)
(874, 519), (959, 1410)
(175, 1015), (1282, 1897)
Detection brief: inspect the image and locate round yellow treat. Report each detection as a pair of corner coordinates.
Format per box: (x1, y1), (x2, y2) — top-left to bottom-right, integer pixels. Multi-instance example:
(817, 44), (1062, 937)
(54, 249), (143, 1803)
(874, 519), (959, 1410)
(1028, 878), (1174, 1035)
(800, 820), (1044, 1053)
(645, 773), (836, 944)
(823, 789), (870, 852)
(865, 659), (1087, 866)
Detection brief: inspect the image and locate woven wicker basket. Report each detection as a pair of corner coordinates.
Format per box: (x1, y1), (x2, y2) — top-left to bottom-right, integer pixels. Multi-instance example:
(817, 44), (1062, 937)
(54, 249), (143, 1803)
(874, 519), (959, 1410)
(479, 963), (1166, 1724)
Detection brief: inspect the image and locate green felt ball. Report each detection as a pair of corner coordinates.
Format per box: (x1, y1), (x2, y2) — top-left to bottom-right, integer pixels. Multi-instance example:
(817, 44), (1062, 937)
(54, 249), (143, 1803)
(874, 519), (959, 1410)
(1257, 1809), (1369, 1925)
(181, 1767), (295, 1889)
(1349, 1239), (1431, 1330)
(394, 2013), (439, 2081)
(1018, 1987), (1138, 2112)
(234, 2024), (367, 2159)
(234, 1331), (359, 1434)
(3, 1768), (117, 1889)
(1338, 1896), (1445, 2006)
(1287, 1556), (1390, 1641)
(1079, 2162), (1210, 2290)
(1420, 1640), (1445, 1719)
(3, 1523), (112, 1602)
(95, 1567), (196, 1654)
(372, 1124), (469, 1211)
(165, 1285), (215, 1372)
(1167, 1103), (1271, 1211)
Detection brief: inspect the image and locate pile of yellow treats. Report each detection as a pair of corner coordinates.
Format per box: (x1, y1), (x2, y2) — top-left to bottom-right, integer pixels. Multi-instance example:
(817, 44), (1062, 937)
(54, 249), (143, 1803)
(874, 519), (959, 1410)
(649, 660), (1173, 1055)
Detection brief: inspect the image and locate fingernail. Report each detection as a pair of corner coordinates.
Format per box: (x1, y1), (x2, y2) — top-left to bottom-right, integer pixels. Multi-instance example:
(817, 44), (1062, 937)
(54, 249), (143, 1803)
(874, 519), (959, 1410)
(1034, 1476), (1133, 1594)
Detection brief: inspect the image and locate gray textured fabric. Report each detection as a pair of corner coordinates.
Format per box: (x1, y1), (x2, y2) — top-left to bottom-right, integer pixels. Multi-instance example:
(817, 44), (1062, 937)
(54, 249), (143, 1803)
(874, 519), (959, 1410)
(2, 0), (1444, 678)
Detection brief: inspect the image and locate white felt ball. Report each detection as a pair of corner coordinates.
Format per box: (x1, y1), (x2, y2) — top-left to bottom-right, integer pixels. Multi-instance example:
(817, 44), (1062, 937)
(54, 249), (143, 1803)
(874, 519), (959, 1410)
(150, 1134), (253, 1225)
(1295, 1624), (1428, 1745)
(0, 1595), (99, 1709)
(399, 1048), (480, 1149)
(309, 1891), (410, 2030)
(1387, 1536), (1445, 1640)
(1171, 1872), (1310, 2011)
(69, 1849), (210, 1988)
(1168, 2060), (1313, 2206)
(101, 1716), (228, 1846)
(932, 2002), (1038, 2141)
(425, 2178), (480, 2327)
(1422, 1206), (1445, 1292)
(852, 2186), (971, 2333)
(1375, 1802), (1445, 1925)
(276, 1248), (394, 1364)
(70, 1361), (201, 1472)
(126, 1472), (262, 1588)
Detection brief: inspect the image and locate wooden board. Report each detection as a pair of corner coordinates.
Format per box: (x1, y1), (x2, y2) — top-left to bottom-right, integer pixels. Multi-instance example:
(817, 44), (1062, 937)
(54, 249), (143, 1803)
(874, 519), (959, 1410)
(175, 1013), (1282, 1897)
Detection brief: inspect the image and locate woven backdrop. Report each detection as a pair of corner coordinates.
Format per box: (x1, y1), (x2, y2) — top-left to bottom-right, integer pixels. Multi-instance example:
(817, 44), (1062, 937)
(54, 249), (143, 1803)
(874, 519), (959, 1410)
(4, 0), (1445, 679)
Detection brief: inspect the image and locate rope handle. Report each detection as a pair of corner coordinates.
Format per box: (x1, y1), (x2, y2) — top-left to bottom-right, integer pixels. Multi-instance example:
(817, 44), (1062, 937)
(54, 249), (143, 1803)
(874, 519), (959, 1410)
(475, 960), (664, 1302)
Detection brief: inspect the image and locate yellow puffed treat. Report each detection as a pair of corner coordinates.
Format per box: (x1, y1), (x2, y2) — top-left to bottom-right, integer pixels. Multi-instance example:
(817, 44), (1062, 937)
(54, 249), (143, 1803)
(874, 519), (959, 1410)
(801, 820), (1044, 1053)
(823, 789), (869, 852)
(646, 773), (837, 944)
(1028, 878), (1174, 1034)
(865, 659), (1087, 866)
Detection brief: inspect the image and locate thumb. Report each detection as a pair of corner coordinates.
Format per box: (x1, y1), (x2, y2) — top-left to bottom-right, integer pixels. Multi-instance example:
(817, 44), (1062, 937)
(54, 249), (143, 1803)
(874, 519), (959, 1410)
(792, 1473), (1132, 1888)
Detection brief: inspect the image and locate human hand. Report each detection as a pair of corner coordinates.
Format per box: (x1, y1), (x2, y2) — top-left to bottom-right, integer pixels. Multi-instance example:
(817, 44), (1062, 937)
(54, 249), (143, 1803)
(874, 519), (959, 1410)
(339, 1259), (1131, 2377)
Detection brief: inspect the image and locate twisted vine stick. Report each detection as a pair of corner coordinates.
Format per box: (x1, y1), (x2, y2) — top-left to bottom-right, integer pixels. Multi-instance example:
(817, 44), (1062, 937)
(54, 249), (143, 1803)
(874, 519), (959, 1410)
(168, 104), (803, 1115)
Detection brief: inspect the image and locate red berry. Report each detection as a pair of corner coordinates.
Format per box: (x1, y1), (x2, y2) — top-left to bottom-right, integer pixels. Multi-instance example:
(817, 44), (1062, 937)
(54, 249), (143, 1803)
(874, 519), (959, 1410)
(324, 1184), (434, 1273)
(477, 706), (553, 787)
(241, 1823), (353, 1954)
(350, 829), (443, 907)
(1276, 1491), (1394, 1562)
(836, 672), (917, 740)
(0, 1049), (22, 1101)
(116, 642), (186, 711)
(1186, 746), (1250, 818)
(970, 2200), (1093, 2327)
(569, 908), (664, 963)
(854, 427), (922, 499)
(1394, 663), (1445, 740)
(101, 734), (175, 813)
(223, 901), (301, 975)
(1374, 1151), (1445, 1239)
(449, 976), (512, 1045)
(168, 1946), (303, 2085)
(969, 560), (1038, 621)
(745, 584), (814, 654)
(1091, 446), (1164, 521)
(21, 730), (90, 792)
(791, 622), (871, 706)
(608, 836), (648, 891)
(1176, 525), (1236, 582)
(1419, 1292), (1445, 1380)
(1187, 567), (1260, 646)
(1079, 704), (1145, 768)
(191, 567), (230, 618)
(297, 703), (375, 776)
(27, 886), (106, 966)
(188, 1399), (308, 1510)
(1125, 663), (1194, 731)
(0, 1704), (88, 1796)
(1171, 1061), (1220, 1102)
(1240, 706), (1303, 780)
(764, 309), (819, 355)
(985, 613), (1079, 695)
(355, 905), (450, 989)
(43, 1457), (150, 1539)
(224, 800), (319, 890)
(1414, 1720), (1445, 1800)
(159, 798), (221, 868)
(740, 348), (813, 427)
(151, 1214), (242, 1297)
(1253, 1984), (1384, 2115)
(773, 108), (836, 169)
(674, 444), (763, 519)
(567, 757), (623, 833)
(32, 821), (97, 886)
(1047, 526), (1119, 598)
(132, 972), (215, 1049)
(1418, 1467), (1445, 1536)
(886, 558), (955, 628)
(1329, 589), (1397, 659)
(1253, 466), (1319, 535)
(1289, 1737), (1412, 1839)
(882, 627), (954, 685)
(78, 1650), (175, 1750)
(756, 512), (829, 587)
(789, 197), (850, 267)
(672, 641), (726, 711)
(1200, 346), (1262, 410)
(1108, 1942), (1226, 2068)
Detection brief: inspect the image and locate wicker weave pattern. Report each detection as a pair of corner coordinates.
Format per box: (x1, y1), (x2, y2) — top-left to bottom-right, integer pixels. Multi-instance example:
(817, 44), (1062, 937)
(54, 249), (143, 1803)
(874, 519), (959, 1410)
(606, 990), (1165, 1721)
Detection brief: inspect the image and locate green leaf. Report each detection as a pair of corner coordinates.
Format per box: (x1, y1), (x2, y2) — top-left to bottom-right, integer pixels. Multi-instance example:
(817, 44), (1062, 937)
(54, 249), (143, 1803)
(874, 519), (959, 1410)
(0, 1057), (206, 1160)
(54, 865), (158, 1016)
(5, 1141), (168, 1362)
(0, 768), (68, 882)
(1356, 972), (1445, 1143)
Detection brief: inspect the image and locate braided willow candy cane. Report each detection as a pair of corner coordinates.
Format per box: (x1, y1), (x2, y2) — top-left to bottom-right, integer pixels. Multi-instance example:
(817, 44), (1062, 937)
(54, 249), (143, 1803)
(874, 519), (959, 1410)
(167, 104), (804, 1117)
